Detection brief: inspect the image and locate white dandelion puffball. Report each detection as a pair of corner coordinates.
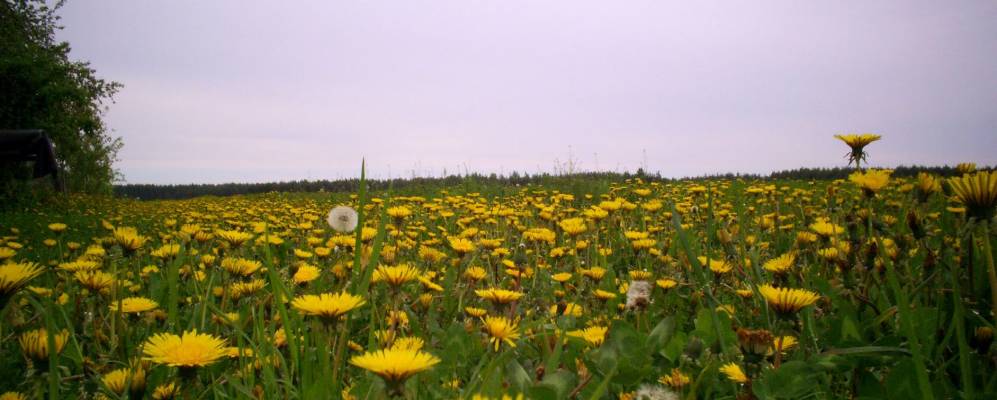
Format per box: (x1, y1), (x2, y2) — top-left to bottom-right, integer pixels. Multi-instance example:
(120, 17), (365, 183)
(327, 206), (359, 233)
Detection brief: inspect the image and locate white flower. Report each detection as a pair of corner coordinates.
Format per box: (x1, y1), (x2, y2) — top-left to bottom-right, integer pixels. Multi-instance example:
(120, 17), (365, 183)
(327, 206), (358, 233)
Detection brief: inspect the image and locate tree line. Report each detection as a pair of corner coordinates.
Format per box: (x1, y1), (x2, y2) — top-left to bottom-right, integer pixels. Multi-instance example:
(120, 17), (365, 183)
(114, 165), (989, 200)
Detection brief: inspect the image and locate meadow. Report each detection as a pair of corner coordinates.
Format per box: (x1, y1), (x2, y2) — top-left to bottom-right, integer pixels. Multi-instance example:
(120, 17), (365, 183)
(1, 143), (996, 399)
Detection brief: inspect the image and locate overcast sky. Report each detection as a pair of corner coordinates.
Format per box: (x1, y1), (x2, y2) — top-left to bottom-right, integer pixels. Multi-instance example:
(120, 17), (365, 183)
(56, 1), (997, 184)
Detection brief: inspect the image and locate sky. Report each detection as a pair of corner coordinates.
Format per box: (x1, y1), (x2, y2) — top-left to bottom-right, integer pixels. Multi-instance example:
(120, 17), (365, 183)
(55, 1), (997, 184)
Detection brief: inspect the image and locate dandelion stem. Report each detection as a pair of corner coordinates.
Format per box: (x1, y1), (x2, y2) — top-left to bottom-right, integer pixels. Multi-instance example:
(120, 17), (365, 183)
(981, 223), (997, 324)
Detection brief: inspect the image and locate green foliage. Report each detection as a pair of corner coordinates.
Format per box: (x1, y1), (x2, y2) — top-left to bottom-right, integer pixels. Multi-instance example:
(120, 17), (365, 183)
(1, 0), (122, 195)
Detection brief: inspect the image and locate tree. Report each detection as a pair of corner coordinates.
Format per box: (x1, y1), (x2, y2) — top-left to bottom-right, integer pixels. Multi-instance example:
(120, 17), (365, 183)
(1, 0), (122, 197)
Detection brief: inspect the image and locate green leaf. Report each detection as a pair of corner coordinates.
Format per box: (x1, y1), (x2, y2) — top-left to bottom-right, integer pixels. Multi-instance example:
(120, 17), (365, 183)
(646, 316), (676, 351)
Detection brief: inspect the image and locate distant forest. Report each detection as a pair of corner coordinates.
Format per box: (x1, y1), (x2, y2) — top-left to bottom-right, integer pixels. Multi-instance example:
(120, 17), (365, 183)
(114, 165), (989, 200)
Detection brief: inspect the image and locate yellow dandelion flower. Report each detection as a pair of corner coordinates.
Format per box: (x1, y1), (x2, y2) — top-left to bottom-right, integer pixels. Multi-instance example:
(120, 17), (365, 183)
(349, 348), (440, 385)
(102, 366), (146, 396)
(142, 330), (227, 368)
(150, 244), (181, 259)
(0, 247), (16, 261)
(0, 392), (28, 400)
(719, 362), (749, 383)
(567, 326), (608, 346)
(482, 316), (520, 351)
(475, 288), (523, 304)
(551, 272), (572, 283)
(74, 270), (116, 292)
(558, 218), (587, 236)
(291, 291), (366, 320)
(834, 134), (881, 168)
(464, 306), (488, 318)
(849, 169), (891, 196)
(758, 284), (820, 316)
(109, 297), (159, 314)
(19, 328), (69, 361)
(659, 369), (691, 388)
(464, 266), (488, 282)
(390, 336), (425, 351)
(214, 229), (254, 247)
(698, 256), (732, 274)
(948, 170), (997, 220)
(809, 219), (844, 236)
(1, 261), (44, 302)
(113, 227), (148, 252)
(371, 264), (420, 287)
(220, 257), (262, 277)
(593, 289), (617, 301)
(293, 264), (321, 284)
(656, 279), (677, 289)
(763, 253), (795, 275)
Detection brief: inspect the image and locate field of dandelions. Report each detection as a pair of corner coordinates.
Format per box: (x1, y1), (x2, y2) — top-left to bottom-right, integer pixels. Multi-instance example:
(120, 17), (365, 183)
(1, 136), (996, 399)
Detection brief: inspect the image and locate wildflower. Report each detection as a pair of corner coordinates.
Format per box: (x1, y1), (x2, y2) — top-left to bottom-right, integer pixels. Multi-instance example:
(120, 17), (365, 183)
(0, 247), (15, 261)
(390, 336), (425, 351)
(567, 326), (608, 346)
(465, 307), (487, 318)
(75, 270), (116, 293)
(291, 291), (366, 321)
(220, 257), (262, 276)
(656, 279), (677, 289)
(293, 264), (321, 284)
(48, 223), (67, 233)
(957, 162), (977, 174)
(152, 383), (180, 400)
(102, 366), (146, 397)
(581, 267), (606, 280)
(948, 170), (997, 220)
(769, 335), (798, 354)
(719, 362), (749, 383)
(0, 392), (28, 400)
(698, 256), (732, 274)
(736, 328), (773, 358)
(150, 244), (181, 259)
(113, 227), (148, 252)
(809, 219), (843, 237)
(551, 272), (572, 283)
(448, 237), (476, 255)
(849, 169), (891, 196)
(522, 228), (556, 244)
(482, 316), (520, 351)
(19, 328), (69, 362)
(386, 310), (410, 329)
(757, 284), (820, 317)
(349, 348), (440, 395)
(1, 261), (44, 307)
(916, 172), (942, 200)
(658, 369), (691, 389)
(110, 297), (159, 314)
(763, 253), (795, 275)
(372, 264), (420, 287)
(327, 206), (359, 233)
(229, 279), (266, 300)
(550, 302), (583, 316)
(215, 230), (254, 247)
(387, 206), (412, 219)
(558, 218), (587, 236)
(834, 134), (881, 168)
(464, 266), (488, 282)
(593, 289), (617, 301)
(475, 288), (523, 305)
(142, 330), (227, 368)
